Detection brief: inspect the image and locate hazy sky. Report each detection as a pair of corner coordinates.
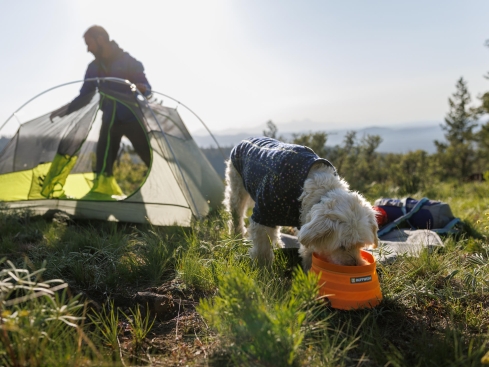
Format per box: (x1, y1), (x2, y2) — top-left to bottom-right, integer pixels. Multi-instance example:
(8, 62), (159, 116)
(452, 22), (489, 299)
(1, 0), (489, 135)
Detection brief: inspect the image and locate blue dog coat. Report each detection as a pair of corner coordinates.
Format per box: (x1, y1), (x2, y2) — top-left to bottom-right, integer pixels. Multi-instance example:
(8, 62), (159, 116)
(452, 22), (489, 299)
(230, 137), (336, 228)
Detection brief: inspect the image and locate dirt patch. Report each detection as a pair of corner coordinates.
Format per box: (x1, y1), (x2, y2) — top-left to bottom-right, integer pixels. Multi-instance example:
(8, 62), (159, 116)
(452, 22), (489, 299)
(134, 279), (201, 321)
(126, 279), (223, 365)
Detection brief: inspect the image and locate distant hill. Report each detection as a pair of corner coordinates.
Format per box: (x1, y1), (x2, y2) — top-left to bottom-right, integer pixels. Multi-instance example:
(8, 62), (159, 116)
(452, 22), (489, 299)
(194, 123), (445, 154)
(0, 123), (446, 180)
(196, 123), (448, 178)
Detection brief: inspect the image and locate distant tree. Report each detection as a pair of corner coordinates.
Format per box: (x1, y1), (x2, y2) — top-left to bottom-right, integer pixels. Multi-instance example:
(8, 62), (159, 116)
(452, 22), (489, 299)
(360, 134), (383, 160)
(327, 131), (384, 192)
(477, 91), (489, 115)
(291, 131), (328, 158)
(484, 39), (489, 80)
(355, 134), (384, 185)
(434, 77), (477, 180)
(335, 131), (356, 173)
(391, 150), (429, 194)
(263, 120), (278, 139)
(475, 122), (489, 173)
(470, 40), (489, 174)
(440, 78), (476, 144)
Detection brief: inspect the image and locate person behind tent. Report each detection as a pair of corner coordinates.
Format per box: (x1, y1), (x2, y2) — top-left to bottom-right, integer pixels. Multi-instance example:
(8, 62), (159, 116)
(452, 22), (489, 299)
(50, 25), (151, 198)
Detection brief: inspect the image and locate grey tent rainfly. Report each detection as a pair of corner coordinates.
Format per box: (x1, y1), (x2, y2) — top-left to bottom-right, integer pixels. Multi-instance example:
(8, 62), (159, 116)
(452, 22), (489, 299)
(0, 78), (224, 226)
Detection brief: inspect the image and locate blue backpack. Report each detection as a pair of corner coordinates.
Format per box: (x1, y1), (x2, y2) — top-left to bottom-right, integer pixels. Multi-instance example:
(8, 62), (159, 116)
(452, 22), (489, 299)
(374, 197), (461, 236)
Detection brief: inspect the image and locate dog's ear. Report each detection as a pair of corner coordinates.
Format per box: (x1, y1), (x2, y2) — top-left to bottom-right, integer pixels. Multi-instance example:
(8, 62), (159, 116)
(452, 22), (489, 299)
(298, 216), (334, 248)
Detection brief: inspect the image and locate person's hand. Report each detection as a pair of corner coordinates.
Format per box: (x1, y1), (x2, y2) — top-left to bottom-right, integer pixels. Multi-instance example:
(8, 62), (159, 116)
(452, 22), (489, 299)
(135, 83), (147, 95)
(49, 104), (69, 122)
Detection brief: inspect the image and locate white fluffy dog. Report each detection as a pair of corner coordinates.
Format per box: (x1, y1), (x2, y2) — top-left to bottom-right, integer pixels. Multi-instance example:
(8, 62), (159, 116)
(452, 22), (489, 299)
(223, 137), (379, 269)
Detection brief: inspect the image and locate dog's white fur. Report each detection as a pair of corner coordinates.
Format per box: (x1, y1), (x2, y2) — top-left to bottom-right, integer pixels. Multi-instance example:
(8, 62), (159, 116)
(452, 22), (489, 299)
(223, 160), (379, 269)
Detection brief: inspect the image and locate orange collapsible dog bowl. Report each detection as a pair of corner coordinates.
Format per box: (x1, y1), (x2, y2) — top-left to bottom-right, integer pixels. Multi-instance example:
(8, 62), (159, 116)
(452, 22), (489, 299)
(310, 250), (382, 310)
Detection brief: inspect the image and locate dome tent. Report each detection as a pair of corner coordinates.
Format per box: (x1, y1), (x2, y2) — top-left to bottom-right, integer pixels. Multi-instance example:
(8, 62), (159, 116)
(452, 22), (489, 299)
(0, 78), (224, 226)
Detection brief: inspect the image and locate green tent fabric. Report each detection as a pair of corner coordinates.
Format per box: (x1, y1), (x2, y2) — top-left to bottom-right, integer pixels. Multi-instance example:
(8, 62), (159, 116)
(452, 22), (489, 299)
(0, 78), (224, 226)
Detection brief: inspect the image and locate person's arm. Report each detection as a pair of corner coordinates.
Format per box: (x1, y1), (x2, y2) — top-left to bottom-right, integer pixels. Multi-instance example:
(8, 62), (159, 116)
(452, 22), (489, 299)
(66, 64), (98, 114)
(50, 65), (98, 121)
(130, 59), (151, 97)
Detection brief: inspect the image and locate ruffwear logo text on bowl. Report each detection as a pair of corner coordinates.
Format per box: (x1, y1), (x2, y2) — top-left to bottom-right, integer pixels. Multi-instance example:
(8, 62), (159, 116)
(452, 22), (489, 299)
(350, 275), (372, 284)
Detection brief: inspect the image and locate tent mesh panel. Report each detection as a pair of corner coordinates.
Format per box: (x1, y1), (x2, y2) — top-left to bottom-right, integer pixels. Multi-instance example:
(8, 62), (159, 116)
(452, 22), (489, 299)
(0, 80), (224, 223)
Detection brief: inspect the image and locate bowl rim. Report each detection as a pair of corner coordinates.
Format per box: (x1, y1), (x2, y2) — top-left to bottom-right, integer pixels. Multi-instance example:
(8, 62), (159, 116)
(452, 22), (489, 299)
(312, 250), (376, 274)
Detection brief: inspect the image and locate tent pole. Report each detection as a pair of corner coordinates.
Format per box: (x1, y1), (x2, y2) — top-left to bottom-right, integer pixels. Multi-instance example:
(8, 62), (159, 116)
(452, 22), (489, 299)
(151, 91), (226, 160)
(0, 80), (86, 134)
(1, 80), (225, 162)
(0, 77), (215, 219)
(133, 87), (202, 219)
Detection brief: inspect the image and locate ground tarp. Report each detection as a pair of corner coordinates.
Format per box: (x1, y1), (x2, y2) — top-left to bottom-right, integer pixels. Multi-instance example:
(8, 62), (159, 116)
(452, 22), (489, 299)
(280, 229), (444, 265)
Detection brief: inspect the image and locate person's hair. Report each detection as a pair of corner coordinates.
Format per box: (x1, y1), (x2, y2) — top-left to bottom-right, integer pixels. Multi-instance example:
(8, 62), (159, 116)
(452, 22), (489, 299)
(84, 25), (110, 41)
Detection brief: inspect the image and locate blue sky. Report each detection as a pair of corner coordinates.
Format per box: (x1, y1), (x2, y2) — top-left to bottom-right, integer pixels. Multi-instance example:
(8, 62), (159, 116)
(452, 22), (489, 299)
(1, 0), (489, 135)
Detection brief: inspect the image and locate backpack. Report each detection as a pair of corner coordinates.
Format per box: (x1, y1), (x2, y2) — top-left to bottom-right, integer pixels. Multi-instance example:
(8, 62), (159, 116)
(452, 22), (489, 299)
(374, 197), (461, 236)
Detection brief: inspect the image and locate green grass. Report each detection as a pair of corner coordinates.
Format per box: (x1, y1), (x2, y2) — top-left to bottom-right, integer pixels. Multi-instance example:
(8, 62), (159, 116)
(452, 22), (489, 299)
(0, 182), (489, 365)
(0, 258), (96, 367)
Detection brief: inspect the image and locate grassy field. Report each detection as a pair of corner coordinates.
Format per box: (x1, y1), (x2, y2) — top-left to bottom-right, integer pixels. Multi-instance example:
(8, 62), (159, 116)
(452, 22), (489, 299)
(0, 181), (489, 366)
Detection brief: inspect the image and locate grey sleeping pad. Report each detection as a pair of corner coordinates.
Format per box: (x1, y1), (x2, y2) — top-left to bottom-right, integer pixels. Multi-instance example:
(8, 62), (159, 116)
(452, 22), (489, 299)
(280, 229), (444, 265)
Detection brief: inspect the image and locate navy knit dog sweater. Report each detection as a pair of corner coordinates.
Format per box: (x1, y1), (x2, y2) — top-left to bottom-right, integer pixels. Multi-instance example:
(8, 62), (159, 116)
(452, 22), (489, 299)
(230, 137), (336, 228)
